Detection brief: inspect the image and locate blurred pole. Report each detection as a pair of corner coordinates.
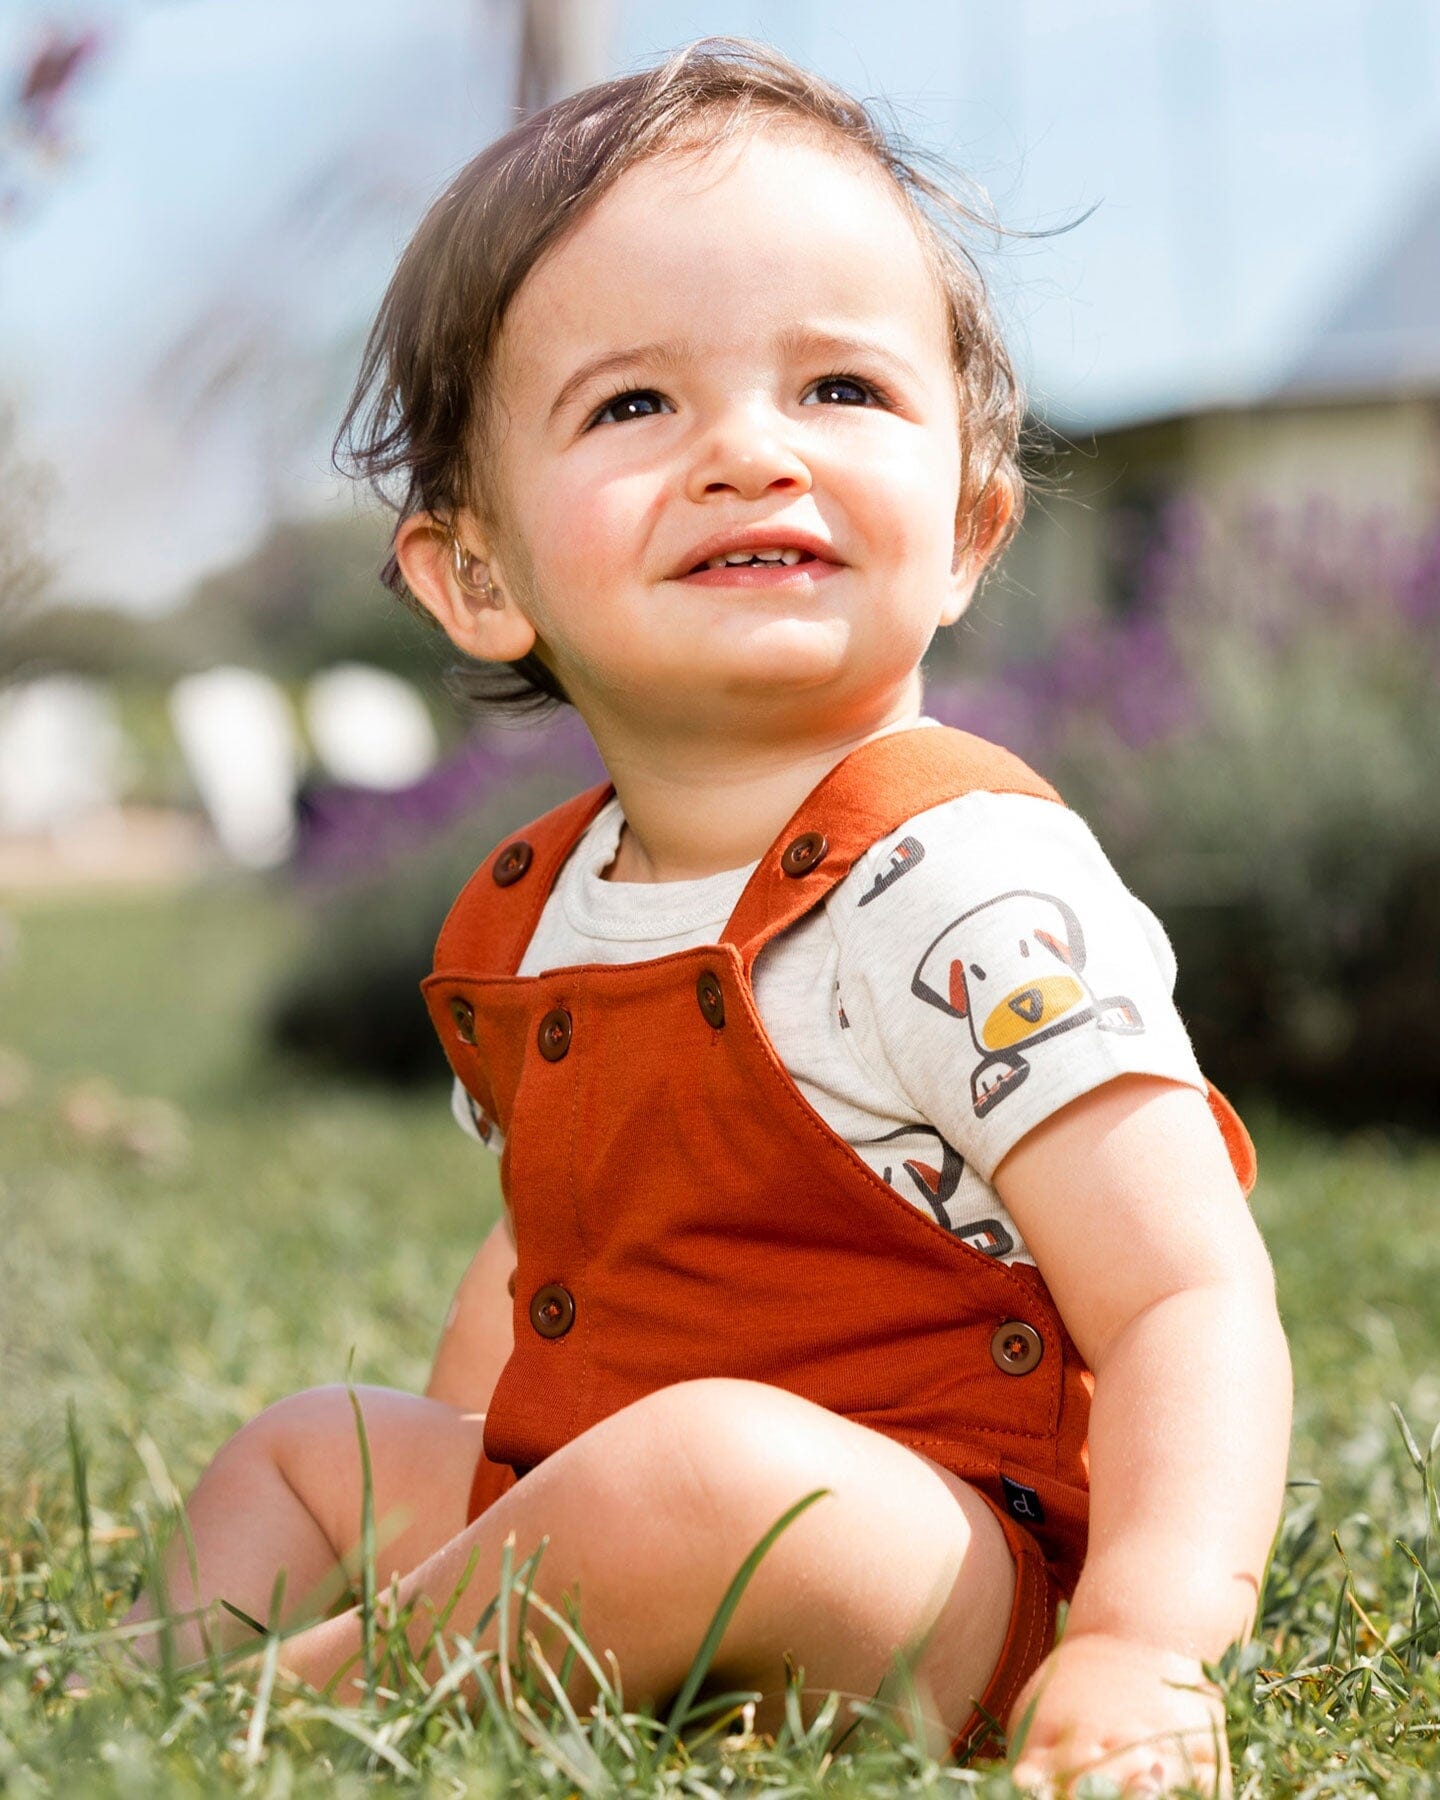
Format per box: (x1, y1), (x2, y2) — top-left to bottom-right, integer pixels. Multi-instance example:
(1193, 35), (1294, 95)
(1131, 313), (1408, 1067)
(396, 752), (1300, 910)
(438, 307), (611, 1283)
(515, 0), (612, 115)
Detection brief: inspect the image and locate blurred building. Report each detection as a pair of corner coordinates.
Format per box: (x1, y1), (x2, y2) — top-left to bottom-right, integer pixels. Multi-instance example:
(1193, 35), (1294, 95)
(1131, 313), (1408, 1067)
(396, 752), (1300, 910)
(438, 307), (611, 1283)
(1011, 156), (1440, 616)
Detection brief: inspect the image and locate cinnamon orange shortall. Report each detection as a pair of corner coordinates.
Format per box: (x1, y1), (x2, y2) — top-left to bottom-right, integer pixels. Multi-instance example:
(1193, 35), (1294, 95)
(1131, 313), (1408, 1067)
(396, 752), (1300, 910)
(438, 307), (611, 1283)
(423, 725), (1258, 1763)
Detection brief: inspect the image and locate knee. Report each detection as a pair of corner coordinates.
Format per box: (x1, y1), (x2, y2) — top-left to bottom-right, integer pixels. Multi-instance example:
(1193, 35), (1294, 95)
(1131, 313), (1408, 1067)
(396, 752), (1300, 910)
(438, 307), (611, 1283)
(224, 1382), (383, 1469)
(621, 1378), (843, 1528)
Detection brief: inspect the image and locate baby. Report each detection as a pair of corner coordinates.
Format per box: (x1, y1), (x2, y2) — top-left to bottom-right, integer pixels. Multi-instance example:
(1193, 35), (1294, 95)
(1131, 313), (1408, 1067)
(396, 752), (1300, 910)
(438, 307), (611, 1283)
(126, 39), (1292, 1797)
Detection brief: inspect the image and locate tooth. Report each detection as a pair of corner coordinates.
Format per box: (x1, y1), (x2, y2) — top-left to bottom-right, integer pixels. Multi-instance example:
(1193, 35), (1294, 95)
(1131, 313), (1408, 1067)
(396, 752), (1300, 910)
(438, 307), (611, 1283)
(700, 546), (808, 570)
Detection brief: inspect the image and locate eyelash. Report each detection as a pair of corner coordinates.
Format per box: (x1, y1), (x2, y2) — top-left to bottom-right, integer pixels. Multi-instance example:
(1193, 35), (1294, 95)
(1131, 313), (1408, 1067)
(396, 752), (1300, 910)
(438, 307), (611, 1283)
(810, 371), (896, 409)
(583, 370), (894, 430)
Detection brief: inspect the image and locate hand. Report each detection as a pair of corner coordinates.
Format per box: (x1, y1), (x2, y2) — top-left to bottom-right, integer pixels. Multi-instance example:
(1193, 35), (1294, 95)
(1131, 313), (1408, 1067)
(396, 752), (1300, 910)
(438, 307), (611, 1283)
(1006, 1630), (1230, 1797)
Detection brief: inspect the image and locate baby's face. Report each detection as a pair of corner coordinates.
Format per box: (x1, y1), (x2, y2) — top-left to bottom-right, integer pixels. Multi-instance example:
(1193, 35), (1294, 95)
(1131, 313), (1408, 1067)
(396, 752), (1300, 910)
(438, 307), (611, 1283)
(478, 129), (970, 739)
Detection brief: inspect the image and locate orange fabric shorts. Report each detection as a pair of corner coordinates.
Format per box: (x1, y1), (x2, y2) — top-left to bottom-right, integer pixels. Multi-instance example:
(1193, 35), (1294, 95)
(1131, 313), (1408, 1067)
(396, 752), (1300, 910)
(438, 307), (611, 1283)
(947, 1487), (1061, 1766)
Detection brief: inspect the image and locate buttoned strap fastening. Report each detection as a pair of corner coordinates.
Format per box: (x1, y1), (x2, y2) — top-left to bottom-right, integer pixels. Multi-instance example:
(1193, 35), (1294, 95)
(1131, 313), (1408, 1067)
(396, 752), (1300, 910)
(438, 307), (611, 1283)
(431, 781), (614, 981)
(781, 831), (828, 877)
(721, 729), (1064, 974)
(492, 840), (534, 887)
(449, 996), (477, 1045)
(696, 970), (726, 1028)
(537, 1008), (572, 1061)
(991, 1321), (1044, 1375)
(530, 1284), (575, 1338)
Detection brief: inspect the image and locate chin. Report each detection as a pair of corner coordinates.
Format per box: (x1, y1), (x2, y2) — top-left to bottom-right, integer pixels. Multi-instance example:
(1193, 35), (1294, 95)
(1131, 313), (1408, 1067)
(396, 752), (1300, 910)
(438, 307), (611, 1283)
(708, 616), (856, 684)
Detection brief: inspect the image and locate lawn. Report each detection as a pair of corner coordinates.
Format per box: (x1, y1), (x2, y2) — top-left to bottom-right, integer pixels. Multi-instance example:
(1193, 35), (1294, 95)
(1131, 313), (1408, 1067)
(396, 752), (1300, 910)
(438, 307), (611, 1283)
(1, 882), (1437, 1795)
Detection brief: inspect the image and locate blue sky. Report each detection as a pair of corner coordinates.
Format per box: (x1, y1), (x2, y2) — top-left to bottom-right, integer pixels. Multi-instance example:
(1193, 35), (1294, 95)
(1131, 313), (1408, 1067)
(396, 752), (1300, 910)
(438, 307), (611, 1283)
(3, 0), (1438, 608)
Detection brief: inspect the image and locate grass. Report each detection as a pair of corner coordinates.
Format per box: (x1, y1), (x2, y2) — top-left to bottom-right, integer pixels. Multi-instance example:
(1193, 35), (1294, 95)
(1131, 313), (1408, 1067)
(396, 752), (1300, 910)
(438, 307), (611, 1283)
(2, 881), (1439, 1795)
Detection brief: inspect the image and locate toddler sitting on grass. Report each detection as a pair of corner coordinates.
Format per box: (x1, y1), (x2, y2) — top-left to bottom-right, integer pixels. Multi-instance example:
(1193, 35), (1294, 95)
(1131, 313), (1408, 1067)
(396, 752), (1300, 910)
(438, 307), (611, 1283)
(126, 38), (1292, 1797)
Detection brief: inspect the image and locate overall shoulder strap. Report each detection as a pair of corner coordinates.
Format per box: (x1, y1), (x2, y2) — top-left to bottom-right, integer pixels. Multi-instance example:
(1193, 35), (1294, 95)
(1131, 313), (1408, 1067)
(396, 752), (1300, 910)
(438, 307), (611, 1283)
(433, 781), (616, 977)
(721, 725), (1062, 972)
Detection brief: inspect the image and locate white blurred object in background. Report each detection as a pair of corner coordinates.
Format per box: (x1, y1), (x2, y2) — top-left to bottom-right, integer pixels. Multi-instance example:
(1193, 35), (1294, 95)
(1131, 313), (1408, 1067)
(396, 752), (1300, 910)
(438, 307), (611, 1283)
(303, 663), (438, 791)
(0, 675), (129, 834)
(169, 665), (299, 868)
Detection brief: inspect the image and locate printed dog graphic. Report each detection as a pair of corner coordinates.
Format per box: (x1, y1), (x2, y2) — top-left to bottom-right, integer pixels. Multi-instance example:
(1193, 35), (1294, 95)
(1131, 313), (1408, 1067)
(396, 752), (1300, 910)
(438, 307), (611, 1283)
(856, 1124), (1016, 1256)
(911, 890), (1143, 1117)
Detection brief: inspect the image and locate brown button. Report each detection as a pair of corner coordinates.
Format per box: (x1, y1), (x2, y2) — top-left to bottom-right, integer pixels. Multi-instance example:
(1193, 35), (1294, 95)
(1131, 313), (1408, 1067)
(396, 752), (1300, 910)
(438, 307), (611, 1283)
(781, 831), (829, 877)
(696, 970), (725, 1029)
(991, 1321), (1044, 1375)
(537, 1007), (572, 1061)
(493, 840), (534, 887)
(448, 996), (477, 1045)
(530, 1283), (574, 1338)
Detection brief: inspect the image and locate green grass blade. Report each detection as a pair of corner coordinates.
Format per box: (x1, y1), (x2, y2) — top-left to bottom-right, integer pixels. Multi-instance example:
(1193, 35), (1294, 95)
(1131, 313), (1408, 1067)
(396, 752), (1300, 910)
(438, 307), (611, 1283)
(495, 1532), (517, 1714)
(1325, 1569), (1350, 1670)
(433, 1539), (483, 1641)
(660, 1486), (830, 1751)
(219, 1597), (267, 1639)
(288, 1702), (421, 1776)
(344, 1377), (377, 1705)
(513, 1586), (627, 1720)
(242, 1622), (282, 1767)
(1391, 1402), (1426, 1477)
(173, 1498), (221, 1687)
(64, 1399), (96, 1605)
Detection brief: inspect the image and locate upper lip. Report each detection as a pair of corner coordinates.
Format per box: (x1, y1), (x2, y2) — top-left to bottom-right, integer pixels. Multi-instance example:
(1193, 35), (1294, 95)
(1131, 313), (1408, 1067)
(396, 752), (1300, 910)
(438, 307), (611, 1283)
(672, 525), (841, 578)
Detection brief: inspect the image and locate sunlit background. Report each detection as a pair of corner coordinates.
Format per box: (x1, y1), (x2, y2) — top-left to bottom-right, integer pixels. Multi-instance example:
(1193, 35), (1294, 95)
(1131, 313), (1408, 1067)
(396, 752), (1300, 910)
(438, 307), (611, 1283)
(2, 10), (1439, 1784)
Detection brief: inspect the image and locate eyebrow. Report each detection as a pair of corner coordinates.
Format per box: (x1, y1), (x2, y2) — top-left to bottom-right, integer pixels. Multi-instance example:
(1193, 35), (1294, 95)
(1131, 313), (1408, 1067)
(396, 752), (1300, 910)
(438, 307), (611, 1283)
(779, 326), (925, 391)
(547, 339), (695, 426)
(546, 325), (926, 425)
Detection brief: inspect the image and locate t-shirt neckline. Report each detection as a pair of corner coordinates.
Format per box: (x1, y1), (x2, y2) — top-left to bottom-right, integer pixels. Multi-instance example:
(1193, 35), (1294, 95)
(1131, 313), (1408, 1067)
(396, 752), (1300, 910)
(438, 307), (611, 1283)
(560, 714), (941, 944)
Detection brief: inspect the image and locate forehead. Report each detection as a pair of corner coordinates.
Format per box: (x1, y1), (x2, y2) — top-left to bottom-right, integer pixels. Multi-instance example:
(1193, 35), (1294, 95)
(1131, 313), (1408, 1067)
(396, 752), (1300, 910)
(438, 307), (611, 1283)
(497, 130), (951, 400)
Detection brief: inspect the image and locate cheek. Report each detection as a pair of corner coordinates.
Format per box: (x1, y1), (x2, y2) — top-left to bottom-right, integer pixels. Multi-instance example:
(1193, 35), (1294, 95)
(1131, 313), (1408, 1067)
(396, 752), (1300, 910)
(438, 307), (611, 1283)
(852, 436), (962, 563)
(530, 464), (654, 594)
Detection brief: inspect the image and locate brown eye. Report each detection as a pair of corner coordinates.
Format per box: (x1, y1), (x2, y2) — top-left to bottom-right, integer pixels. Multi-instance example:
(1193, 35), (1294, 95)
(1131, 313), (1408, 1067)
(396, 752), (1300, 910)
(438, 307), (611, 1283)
(589, 388), (671, 427)
(804, 373), (880, 407)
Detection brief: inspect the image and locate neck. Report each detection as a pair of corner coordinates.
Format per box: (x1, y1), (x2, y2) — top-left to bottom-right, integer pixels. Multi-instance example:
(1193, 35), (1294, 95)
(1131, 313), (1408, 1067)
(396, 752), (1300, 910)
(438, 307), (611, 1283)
(587, 682), (925, 883)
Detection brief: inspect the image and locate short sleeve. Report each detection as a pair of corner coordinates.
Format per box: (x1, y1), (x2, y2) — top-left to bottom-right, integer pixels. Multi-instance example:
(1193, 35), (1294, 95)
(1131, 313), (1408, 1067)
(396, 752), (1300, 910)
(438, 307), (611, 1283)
(450, 1075), (504, 1156)
(833, 791), (1208, 1183)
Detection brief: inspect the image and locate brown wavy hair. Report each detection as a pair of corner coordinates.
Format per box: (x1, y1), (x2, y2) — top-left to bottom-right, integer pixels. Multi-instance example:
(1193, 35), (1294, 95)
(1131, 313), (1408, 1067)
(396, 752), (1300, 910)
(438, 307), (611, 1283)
(335, 36), (1029, 713)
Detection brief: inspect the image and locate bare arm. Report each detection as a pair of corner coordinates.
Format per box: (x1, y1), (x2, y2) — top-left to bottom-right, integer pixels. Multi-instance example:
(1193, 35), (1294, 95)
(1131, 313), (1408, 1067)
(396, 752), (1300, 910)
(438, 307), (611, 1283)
(425, 1212), (516, 1412)
(994, 1074), (1293, 1790)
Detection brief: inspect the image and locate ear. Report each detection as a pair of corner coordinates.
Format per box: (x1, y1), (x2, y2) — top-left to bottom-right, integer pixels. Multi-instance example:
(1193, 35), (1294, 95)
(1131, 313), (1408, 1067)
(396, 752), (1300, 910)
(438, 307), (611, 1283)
(392, 510), (537, 664)
(939, 475), (1016, 628)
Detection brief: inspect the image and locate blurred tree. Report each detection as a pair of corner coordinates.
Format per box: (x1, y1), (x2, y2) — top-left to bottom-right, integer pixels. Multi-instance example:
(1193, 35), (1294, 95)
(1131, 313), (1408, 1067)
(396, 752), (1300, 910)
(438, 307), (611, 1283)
(0, 407), (53, 670)
(169, 511), (455, 691)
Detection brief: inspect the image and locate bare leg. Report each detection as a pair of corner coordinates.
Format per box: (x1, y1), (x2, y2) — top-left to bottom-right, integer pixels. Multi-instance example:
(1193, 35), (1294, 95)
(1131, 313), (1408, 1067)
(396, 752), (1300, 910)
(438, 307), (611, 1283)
(165, 1376), (1020, 1750)
(124, 1386), (486, 1662)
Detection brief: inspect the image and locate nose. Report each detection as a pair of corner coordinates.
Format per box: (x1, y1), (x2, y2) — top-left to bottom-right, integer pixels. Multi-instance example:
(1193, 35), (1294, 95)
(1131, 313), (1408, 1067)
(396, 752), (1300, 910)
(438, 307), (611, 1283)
(684, 398), (812, 503)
